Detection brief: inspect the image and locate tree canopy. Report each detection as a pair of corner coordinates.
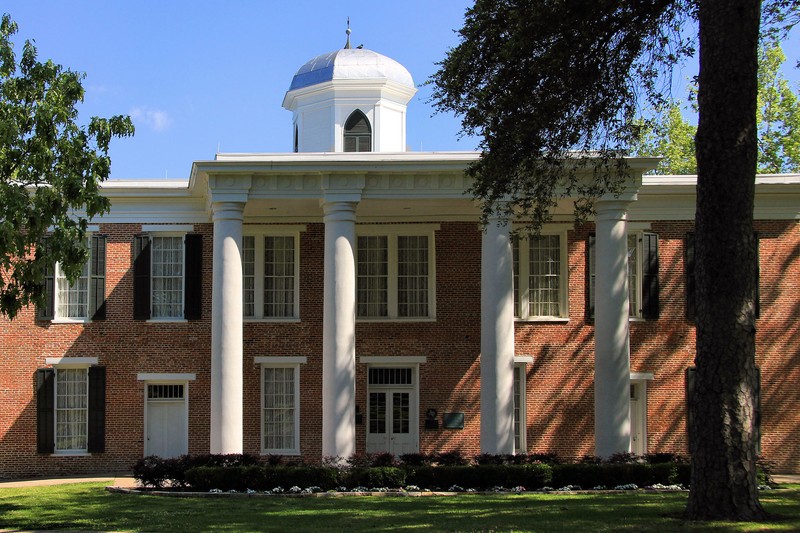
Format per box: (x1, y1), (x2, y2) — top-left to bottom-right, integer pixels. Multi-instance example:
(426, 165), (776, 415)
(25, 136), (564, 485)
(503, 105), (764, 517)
(636, 42), (800, 174)
(0, 14), (133, 319)
(431, 0), (797, 522)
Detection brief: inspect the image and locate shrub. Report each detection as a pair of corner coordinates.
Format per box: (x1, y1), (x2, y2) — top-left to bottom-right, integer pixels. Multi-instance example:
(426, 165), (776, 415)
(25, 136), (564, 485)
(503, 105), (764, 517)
(399, 453), (431, 466)
(406, 464), (551, 490)
(435, 450), (469, 466)
(345, 467), (406, 489)
(133, 456), (172, 488)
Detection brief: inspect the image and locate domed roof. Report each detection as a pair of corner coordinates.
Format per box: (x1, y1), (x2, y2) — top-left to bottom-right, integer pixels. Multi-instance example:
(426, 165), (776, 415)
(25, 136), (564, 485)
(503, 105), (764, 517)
(288, 47), (415, 92)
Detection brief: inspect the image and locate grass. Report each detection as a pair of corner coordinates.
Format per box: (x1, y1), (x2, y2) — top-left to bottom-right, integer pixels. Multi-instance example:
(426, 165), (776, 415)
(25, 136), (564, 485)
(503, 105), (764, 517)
(0, 483), (798, 532)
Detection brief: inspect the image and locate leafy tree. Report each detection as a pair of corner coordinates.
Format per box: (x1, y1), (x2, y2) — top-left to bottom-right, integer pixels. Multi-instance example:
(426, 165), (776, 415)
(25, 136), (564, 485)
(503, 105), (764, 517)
(636, 42), (800, 174)
(0, 14), (133, 319)
(431, 0), (795, 521)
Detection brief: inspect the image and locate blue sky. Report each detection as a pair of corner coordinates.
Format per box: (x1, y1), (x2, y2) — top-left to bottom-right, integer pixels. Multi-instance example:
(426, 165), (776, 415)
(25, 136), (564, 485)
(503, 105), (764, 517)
(3, 2), (799, 180)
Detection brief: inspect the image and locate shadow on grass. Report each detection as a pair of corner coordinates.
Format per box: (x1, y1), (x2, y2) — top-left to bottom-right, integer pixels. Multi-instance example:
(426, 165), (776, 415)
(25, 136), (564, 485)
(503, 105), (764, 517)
(1, 483), (799, 532)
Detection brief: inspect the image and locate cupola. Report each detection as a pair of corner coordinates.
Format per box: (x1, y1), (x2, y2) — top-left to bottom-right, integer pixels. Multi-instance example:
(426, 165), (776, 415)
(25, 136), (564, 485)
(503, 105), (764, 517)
(282, 24), (417, 153)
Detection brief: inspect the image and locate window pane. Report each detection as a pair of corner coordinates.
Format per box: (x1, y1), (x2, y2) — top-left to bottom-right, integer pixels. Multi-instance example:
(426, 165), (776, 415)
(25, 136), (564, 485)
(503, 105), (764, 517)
(369, 392), (386, 434)
(263, 366), (296, 451)
(357, 236), (388, 317)
(242, 236), (255, 317)
(627, 234), (639, 316)
(55, 248), (90, 319)
(398, 236), (429, 317)
(512, 239), (520, 318)
(55, 368), (88, 451)
(152, 236), (183, 318)
(264, 236), (295, 317)
(529, 235), (561, 317)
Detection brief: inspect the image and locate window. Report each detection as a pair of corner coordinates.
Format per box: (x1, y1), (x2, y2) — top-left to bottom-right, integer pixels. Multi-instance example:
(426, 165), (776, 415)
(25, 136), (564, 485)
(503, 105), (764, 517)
(685, 232), (759, 321)
(587, 231), (659, 319)
(513, 233), (568, 319)
(36, 363), (105, 454)
(262, 365), (300, 454)
(513, 364), (527, 453)
(39, 235), (106, 321)
(133, 231), (202, 320)
(243, 234), (299, 320)
(356, 227), (436, 319)
(343, 110), (371, 152)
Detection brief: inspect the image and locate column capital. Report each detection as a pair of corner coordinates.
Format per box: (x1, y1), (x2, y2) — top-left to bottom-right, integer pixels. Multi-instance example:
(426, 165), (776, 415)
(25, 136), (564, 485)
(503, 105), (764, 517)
(211, 201), (245, 222)
(321, 198), (359, 223)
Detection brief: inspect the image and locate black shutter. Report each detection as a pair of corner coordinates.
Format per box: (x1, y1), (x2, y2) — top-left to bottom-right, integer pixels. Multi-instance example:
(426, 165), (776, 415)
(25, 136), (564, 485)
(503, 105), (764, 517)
(685, 366), (696, 446)
(586, 234), (595, 319)
(641, 232), (660, 320)
(133, 235), (151, 320)
(184, 234), (203, 320)
(87, 366), (106, 453)
(36, 368), (55, 454)
(686, 232), (696, 321)
(90, 235), (107, 320)
(38, 239), (54, 320)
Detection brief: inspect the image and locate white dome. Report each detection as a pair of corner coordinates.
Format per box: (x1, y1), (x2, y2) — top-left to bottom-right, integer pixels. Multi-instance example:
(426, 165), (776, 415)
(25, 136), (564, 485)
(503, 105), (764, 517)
(288, 48), (415, 92)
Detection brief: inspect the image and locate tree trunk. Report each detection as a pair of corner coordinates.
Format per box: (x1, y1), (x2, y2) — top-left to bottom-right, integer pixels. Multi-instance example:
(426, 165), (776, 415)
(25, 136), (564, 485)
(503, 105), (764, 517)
(686, 0), (767, 521)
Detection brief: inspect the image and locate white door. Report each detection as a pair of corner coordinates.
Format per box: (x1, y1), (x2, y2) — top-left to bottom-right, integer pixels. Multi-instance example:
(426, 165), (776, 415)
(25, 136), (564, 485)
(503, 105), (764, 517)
(366, 389), (417, 455)
(365, 367), (418, 455)
(145, 383), (188, 458)
(629, 382), (646, 456)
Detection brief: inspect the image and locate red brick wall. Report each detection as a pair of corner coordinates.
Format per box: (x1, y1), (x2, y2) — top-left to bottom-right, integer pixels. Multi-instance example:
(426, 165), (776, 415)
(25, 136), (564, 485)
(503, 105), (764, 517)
(1, 219), (797, 478)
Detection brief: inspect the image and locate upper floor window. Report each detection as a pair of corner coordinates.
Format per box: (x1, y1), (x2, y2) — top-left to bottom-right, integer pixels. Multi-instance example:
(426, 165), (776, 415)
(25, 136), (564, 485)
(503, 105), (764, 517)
(39, 235), (106, 322)
(133, 228), (203, 321)
(588, 231), (659, 319)
(344, 110), (371, 152)
(356, 226), (437, 320)
(243, 231), (300, 320)
(513, 232), (568, 319)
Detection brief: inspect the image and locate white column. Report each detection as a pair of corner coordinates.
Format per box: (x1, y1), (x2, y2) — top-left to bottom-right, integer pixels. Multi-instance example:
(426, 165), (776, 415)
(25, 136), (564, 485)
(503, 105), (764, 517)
(480, 216), (516, 454)
(321, 199), (358, 459)
(594, 199), (632, 458)
(210, 201), (245, 454)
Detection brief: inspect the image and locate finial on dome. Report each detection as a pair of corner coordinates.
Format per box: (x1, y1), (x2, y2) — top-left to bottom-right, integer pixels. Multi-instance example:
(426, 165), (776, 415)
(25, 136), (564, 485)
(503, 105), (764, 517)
(345, 17), (352, 49)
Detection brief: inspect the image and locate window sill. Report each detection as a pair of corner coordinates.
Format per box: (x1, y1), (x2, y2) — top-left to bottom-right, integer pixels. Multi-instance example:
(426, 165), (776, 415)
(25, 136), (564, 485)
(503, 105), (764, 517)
(50, 318), (92, 324)
(515, 317), (570, 324)
(356, 317), (436, 323)
(244, 318), (301, 324)
(51, 452), (91, 457)
(262, 450), (300, 456)
(146, 318), (189, 324)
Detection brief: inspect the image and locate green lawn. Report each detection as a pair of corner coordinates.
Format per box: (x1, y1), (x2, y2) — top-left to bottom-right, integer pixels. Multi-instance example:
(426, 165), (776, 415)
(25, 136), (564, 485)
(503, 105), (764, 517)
(0, 483), (798, 532)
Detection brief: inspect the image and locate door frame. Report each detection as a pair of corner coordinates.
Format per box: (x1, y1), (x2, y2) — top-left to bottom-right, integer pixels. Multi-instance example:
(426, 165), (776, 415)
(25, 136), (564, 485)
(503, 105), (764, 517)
(137, 373), (195, 457)
(361, 357), (424, 455)
(629, 372), (653, 456)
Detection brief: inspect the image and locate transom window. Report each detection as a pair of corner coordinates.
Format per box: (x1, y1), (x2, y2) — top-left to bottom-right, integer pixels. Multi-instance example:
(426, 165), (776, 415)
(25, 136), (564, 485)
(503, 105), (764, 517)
(243, 233), (300, 320)
(55, 368), (88, 452)
(262, 366), (300, 454)
(513, 232), (568, 319)
(356, 227), (436, 320)
(344, 110), (371, 152)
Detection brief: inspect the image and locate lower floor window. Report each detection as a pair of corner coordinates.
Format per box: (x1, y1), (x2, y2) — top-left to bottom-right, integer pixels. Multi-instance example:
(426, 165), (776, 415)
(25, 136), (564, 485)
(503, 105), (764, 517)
(56, 368), (89, 452)
(262, 366), (299, 454)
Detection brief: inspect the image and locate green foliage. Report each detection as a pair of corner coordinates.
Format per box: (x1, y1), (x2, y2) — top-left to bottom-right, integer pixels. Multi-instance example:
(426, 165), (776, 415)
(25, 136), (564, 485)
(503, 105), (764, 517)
(344, 467), (407, 489)
(0, 14), (133, 319)
(429, 0), (694, 231)
(550, 463), (679, 489)
(634, 41), (800, 174)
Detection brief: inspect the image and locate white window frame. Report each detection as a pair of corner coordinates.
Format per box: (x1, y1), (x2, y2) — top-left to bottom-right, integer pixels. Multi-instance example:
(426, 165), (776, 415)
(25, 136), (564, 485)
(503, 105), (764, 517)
(256, 356), (306, 455)
(46, 357), (98, 456)
(148, 233), (186, 320)
(590, 224), (651, 320)
(242, 227), (304, 322)
(513, 356), (533, 454)
(51, 226), (98, 323)
(513, 227), (569, 321)
(356, 225), (438, 321)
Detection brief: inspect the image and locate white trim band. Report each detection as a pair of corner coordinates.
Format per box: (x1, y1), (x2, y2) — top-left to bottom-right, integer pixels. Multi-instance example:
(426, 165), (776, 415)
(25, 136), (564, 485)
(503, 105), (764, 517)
(45, 357), (98, 366)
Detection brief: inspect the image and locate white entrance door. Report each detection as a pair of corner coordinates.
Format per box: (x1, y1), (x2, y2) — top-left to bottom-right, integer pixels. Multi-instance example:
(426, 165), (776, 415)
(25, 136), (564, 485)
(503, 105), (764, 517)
(629, 382), (646, 456)
(145, 383), (188, 458)
(365, 367), (418, 455)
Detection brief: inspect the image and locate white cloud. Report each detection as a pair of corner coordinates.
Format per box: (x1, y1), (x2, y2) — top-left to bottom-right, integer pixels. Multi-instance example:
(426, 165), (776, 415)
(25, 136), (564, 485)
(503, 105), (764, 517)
(130, 106), (173, 132)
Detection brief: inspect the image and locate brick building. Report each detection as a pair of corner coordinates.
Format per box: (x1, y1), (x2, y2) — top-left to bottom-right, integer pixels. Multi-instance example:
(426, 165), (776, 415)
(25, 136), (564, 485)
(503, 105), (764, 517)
(1, 40), (798, 479)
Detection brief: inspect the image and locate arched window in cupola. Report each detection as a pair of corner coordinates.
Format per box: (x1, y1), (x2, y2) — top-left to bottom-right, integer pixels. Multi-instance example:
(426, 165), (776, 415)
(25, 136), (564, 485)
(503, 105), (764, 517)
(343, 110), (372, 152)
